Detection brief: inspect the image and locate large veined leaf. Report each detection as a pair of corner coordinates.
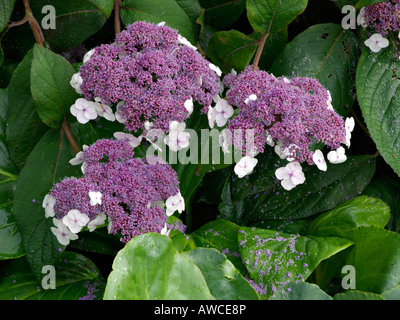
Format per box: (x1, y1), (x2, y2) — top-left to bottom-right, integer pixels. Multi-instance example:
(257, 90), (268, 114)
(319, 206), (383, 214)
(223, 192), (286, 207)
(30, 0), (112, 52)
(31, 44), (79, 128)
(12, 129), (81, 281)
(182, 248), (259, 300)
(270, 23), (359, 116)
(220, 152), (376, 225)
(121, 0), (198, 45)
(6, 50), (49, 170)
(269, 282), (332, 300)
(246, 0), (308, 33)
(356, 43), (400, 177)
(308, 196), (390, 237)
(0, 252), (104, 300)
(103, 233), (215, 300)
(238, 226), (353, 298)
(0, 0), (16, 33)
(344, 226), (400, 294)
(333, 290), (384, 300)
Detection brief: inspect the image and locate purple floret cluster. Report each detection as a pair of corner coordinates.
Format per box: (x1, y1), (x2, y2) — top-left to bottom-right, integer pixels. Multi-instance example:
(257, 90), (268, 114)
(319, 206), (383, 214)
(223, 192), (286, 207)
(222, 67), (346, 165)
(50, 139), (180, 243)
(79, 21), (220, 133)
(363, 0), (400, 35)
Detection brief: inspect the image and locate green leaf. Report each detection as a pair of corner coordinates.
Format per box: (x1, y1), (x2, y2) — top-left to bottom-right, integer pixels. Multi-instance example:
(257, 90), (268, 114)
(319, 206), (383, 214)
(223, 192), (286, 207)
(355, 0), (386, 9)
(207, 30), (257, 74)
(6, 50), (49, 170)
(309, 196), (390, 237)
(333, 290), (384, 300)
(270, 23), (359, 116)
(246, 0), (307, 33)
(29, 0), (110, 53)
(182, 248), (260, 300)
(344, 226), (400, 294)
(198, 0), (246, 30)
(269, 282), (332, 300)
(256, 28), (288, 71)
(381, 284), (400, 300)
(220, 152), (376, 225)
(356, 42), (400, 177)
(0, 0), (16, 32)
(31, 44), (79, 128)
(12, 129), (81, 281)
(121, 0), (197, 45)
(0, 252), (104, 300)
(188, 219), (246, 275)
(238, 226), (353, 298)
(103, 233), (215, 300)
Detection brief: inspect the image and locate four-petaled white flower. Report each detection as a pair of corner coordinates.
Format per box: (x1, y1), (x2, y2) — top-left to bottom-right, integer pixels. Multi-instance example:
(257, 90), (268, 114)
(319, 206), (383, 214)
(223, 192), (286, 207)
(364, 33), (389, 53)
(87, 213), (107, 232)
(89, 191), (102, 206)
(51, 218), (78, 246)
(62, 209), (90, 234)
(70, 98), (98, 124)
(344, 117), (355, 147)
(184, 97), (194, 116)
(245, 94), (257, 105)
(42, 194), (56, 218)
(70, 73), (83, 94)
(312, 149), (327, 171)
(275, 162), (306, 191)
(164, 121), (190, 152)
(165, 192), (185, 216)
(209, 63), (222, 77)
(177, 34), (197, 51)
(327, 146), (347, 164)
(214, 99), (234, 127)
(83, 48), (95, 64)
(113, 132), (142, 148)
(234, 156), (258, 178)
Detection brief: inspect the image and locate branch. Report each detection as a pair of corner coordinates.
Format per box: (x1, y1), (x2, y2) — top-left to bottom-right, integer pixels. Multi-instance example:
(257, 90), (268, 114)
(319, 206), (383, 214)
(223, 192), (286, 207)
(252, 32), (269, 71)
(23, 0), (44, 47)
(114, 0), (122, 36)
(62, 120), (81, 153)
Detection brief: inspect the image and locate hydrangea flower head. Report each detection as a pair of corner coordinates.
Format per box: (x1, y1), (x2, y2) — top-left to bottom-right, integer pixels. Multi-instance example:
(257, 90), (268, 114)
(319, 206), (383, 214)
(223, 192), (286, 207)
(78, 21), (220, 133)
(363, 1), (400, 36)
(222, 67), (347, 166)
(46, 139), (183, 244)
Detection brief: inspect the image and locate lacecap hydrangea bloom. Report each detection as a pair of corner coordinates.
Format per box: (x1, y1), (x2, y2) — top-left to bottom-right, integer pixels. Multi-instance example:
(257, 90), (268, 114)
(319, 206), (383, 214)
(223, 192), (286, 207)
(222, 67), (352, 190)
(44, 138), (184, 245)
(361, 1), (400, 36)
(71, 21), (221, 133)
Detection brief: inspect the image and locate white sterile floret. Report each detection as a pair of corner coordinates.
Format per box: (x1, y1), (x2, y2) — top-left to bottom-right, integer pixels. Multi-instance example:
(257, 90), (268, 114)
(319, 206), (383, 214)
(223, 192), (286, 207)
(113, 132), (142, 148)
(344, 116), (355, 147)
(94, 98), (116, 122)
(208, 106), (217, 129)
(274, 142), (296, 161)
(164, 121), (190, 152)
(275, 162), (306, 191)
(214, 99), (234, 127)
(42, 194), (56, 218)
(160, 223), (170, 237)
(69, 144), (88, 166)
(83, 48), (95, 64)
(184, 97), (194, 116)
(51, 218), (78, 246)
(245, 94), (257, 105)
(364, 33), (389, 53)
(70, 73), (83, 95)
(89, 191), (102, 206)
(219, 129), (232, 154)
(327, 146), (347, 164)
(165, 192), (185, 216)
(357, 7), (367, 27)
(265, 131), (275, 147)
(234, 156), (258, 178)
(70, 98), (98, 124)
(209, 63), (222, 77)
(157, 21), (166, 27)
(312, 149), (327, 171)
(115, 101), (127, 123)
(87, 213), (107, 232)
(62, 209), (90, 234)
(177, 34), (197, 50)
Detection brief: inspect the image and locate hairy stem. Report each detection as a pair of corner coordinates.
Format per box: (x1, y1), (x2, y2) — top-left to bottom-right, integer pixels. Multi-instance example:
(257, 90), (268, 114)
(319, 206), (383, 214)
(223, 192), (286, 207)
(23, 0), (44, 47)
(62, 120), (81, 153)
(114, 0), (122, 35)
(252, 32), (269, 71)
